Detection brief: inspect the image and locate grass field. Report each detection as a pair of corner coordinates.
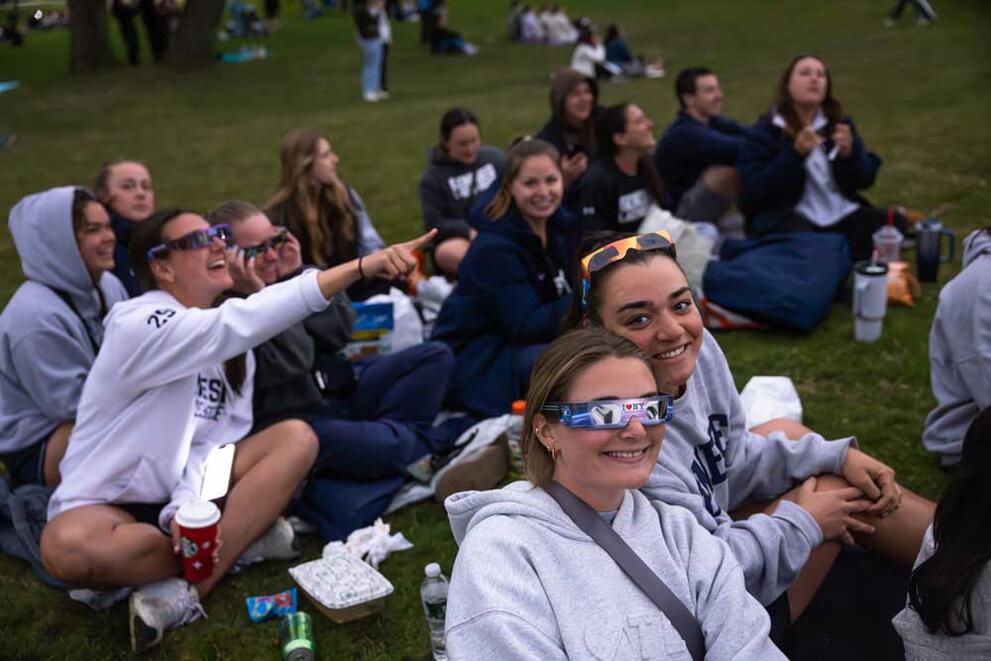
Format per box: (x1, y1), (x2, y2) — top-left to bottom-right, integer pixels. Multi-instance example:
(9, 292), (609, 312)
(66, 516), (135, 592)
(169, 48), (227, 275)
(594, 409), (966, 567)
(0, 0), (989, 658)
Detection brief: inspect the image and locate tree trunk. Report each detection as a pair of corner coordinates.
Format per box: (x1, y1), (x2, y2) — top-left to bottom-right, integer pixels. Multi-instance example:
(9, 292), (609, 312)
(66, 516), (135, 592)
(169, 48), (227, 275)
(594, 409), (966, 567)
(67, 0), (115, 72)
(166, 0), (226, 68)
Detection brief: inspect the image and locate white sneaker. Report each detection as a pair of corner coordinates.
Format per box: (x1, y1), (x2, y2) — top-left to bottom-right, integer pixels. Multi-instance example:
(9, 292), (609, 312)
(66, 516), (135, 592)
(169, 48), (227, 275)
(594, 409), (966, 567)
(363, 92), (381, 103)
(375, 90), (390, 100)
(129, 578), (205, 653)
(239, 516), (300, 566)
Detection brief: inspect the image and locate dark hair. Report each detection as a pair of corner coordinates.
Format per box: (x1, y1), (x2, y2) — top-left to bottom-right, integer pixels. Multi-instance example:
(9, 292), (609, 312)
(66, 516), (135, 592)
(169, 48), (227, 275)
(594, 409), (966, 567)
(605, 23), (620, 43)
(522, 327), (651, 487)
(484, 138), (561, 220)
(595, 103), (631, 158)
(577, 27), (595, 46)
(439, 107), (480, 147)
(93, 159), (150, 204)
(908, 407), (991, 636)
(71, 188), (99, 235)
(563, 231), (681, 330)
(675, 67), (713, 108)
(128, 207), (189, 292)
(773, 54), (843, 135)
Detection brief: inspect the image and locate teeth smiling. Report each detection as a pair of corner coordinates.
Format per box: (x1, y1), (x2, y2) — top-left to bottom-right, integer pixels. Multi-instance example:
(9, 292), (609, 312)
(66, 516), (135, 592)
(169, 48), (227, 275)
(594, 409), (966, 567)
(657, 345), (686, 360)
(604, 448), (648, 459)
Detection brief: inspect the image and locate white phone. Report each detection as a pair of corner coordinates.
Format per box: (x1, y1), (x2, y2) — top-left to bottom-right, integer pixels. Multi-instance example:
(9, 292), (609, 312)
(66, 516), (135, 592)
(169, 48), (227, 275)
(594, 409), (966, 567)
(200, 444), (236, 502)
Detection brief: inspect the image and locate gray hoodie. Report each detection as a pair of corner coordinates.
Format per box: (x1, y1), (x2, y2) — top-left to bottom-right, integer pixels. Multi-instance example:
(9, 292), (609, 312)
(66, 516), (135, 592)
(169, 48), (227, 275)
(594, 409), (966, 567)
(641, 330), (854, 606)
(444, 481), (785, 660)
(0, 187), (127, 456)
(923, 228), (991, 465)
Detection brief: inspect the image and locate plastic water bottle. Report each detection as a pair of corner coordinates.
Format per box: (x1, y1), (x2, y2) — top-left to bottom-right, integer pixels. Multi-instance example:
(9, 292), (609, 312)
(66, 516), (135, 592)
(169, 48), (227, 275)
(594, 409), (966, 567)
(871, 209), (904, 264)
(421, 563), (449, 660)
(506, 400), (526, 473)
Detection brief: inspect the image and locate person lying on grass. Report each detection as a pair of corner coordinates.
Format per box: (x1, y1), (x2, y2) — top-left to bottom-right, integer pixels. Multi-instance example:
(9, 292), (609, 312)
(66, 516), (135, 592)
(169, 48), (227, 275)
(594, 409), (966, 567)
(40, 207), (433, 653)
(567, 230), (936, 645)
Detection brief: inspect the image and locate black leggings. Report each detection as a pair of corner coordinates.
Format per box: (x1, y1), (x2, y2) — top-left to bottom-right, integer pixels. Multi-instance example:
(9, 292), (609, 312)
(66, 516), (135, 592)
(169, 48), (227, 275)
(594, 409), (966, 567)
(776, 206), (908, 262)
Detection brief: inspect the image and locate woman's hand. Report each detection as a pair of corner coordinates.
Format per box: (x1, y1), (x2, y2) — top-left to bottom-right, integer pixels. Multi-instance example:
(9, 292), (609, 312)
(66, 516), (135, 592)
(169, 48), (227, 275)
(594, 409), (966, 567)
(361, 229), (436, 280)
(842, 448), (902, 516)
(561, 152), (589, 187)
(794, 126), (824, 157)
(170, 519), (223, 565)
(830, 122), (854, 159)
(226, 247), (266, 294)
(276, 228), (303, 278)
(793, 477), (875, 545)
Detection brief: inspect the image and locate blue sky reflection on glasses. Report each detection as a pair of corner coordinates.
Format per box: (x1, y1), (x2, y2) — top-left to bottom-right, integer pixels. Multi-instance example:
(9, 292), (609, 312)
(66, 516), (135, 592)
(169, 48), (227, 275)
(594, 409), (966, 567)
(146, 224), (234, 262)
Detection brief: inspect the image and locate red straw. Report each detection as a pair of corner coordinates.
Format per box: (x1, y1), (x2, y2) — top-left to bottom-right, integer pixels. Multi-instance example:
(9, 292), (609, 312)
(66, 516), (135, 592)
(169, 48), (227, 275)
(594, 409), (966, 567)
(886, 207), (894, 227)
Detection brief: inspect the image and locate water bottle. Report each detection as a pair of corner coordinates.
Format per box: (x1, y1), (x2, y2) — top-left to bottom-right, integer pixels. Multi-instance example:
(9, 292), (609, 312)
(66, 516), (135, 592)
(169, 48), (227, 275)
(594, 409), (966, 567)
(506, 400), (526, 473)
(421, 563), (449, 660)
(915, 218), (956, 282)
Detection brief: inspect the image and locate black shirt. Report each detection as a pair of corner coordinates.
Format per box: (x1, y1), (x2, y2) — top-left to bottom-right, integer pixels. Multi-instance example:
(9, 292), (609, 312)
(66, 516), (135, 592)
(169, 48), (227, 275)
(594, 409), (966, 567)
(576, 157), (652, 233)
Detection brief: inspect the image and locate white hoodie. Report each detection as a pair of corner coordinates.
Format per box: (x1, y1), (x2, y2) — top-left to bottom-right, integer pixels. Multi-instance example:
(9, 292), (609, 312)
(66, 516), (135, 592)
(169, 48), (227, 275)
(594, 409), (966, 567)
(445, 481), (785, 660)
(48, 270), (329, 530)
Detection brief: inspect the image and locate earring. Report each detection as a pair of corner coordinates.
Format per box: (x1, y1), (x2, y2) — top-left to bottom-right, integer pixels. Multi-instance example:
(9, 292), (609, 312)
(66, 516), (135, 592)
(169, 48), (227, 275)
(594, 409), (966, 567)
(545, 444), (558, 461)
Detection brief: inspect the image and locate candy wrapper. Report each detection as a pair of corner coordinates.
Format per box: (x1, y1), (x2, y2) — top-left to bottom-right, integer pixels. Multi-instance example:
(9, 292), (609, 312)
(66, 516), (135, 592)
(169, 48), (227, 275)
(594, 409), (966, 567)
(246, 587), (297, 623)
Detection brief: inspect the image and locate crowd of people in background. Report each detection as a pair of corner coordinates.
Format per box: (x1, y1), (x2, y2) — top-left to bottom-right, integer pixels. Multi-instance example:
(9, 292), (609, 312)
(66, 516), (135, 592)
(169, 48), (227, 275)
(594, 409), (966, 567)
(1, 1), (986, 658)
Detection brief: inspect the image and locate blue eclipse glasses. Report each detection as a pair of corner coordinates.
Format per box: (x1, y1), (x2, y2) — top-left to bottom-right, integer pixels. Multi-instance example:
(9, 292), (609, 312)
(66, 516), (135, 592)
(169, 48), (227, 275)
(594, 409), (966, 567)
(541, 395), (674, 429)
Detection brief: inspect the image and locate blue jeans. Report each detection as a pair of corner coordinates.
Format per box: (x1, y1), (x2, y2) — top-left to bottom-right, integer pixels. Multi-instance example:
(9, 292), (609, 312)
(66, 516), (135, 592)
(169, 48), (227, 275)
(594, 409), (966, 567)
(358, 37), (383, 95)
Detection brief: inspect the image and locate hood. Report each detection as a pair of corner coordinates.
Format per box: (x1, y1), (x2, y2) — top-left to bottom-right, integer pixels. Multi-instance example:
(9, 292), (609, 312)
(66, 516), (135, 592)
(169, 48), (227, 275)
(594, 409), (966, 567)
(9, 186), (94, 297)
(962, 227), (991, 269)
(479, 202), (573, 242)
(549, 68), (599, 124)
(446, 480), (615, 545)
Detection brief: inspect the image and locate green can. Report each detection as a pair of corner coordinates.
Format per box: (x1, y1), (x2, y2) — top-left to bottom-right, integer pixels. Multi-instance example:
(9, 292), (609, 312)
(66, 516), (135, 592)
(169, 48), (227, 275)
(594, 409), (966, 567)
(280, 612), (316, 661)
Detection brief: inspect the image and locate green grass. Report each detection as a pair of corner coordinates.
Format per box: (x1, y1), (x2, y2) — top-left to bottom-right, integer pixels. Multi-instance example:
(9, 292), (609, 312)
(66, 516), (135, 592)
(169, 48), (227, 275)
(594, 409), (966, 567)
(0, 0), (989, 657)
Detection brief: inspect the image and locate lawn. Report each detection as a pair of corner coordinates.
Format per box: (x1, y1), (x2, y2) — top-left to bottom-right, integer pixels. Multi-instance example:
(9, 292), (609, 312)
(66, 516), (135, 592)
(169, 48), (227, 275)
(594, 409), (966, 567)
(0, 0), (989, 658)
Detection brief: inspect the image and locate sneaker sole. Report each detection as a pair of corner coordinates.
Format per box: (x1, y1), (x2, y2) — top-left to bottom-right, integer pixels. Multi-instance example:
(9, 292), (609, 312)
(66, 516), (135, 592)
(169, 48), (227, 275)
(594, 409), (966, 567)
(130, 608), (161, 654)
(434, 435), (509, 504)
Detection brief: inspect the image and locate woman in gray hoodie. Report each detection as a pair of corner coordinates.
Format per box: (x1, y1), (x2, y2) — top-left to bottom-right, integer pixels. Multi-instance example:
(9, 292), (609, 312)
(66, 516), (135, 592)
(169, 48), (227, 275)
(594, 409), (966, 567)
(0, 187), (127, 487)
(445, 327), (784, 659)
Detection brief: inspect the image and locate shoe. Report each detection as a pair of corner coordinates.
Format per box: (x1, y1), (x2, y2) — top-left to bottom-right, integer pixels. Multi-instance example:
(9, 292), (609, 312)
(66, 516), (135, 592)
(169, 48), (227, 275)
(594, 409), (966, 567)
(917, 16), (933, 26)
(129, 578), (205, 654)
(375, 90), (390, 100)
(363, 92), (381, 103)
(434, 434), (509, 504)
(239, 516), (299, 566)
(645, 65), (666, 79)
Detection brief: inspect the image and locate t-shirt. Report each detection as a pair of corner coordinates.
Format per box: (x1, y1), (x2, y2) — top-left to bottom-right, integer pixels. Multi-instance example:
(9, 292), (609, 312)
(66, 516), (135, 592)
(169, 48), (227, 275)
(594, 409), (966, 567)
(576, 156), (652, 233)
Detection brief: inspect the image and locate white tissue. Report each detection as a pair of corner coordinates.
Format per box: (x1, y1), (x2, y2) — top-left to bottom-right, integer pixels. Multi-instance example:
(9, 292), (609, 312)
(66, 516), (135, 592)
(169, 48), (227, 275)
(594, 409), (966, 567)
(322, 519), (413, 568)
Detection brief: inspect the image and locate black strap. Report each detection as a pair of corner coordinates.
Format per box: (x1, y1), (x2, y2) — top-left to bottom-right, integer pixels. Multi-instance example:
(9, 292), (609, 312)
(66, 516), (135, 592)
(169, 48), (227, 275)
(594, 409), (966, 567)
(544, 481), (705, 661)
(46, 287), (99, 354)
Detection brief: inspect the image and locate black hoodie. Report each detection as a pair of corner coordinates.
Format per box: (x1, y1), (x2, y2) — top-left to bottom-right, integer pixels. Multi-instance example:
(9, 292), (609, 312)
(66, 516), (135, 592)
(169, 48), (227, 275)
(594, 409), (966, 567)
(535, 68), (601, 160)
(418, 145), (506, 242)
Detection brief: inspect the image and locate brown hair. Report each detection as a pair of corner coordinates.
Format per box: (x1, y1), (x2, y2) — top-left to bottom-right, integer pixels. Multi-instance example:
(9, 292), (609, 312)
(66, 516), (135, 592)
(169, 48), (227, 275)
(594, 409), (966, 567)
(773, 54), (844, 136)
(265, 129), (357, 267)
(522, 327), (651, 487)
(93, 159), (151, 204)
(206, 200), (265, 228)
(71, 188), (100, 235)
(484, 138), (561, 220)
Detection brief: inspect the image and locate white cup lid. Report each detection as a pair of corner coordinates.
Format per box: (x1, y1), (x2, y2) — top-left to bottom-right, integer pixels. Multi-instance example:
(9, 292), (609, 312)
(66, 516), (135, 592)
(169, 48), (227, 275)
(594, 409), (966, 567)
(175, 500), (220, 528)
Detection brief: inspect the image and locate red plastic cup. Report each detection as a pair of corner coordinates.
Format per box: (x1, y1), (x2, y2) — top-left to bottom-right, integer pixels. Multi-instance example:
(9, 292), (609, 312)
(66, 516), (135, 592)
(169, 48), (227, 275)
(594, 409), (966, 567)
(175, 500), (221, 583)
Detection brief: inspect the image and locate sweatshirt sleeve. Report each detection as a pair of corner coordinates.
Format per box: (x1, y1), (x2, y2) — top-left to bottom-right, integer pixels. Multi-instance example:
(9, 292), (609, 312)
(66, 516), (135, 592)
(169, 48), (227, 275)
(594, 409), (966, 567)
(9, 326), (91, 422)
(462, 242), (571, 344)
(686, 122), (745, 166)
(738, 126), (807, 214)
(158, 432), (219, 531)
(830, 118), (881, 193)
(109, 271), (329, 394)
(419, 172), (473, 240)
(672, 507), (787, 659)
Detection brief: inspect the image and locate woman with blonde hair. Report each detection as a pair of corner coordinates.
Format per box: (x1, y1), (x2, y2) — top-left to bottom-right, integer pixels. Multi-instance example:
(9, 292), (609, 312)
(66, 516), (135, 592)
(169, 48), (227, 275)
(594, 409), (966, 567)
(444, 327), (784, 659)
(431, 138), (575, 417)
(266, 129), (387, 300)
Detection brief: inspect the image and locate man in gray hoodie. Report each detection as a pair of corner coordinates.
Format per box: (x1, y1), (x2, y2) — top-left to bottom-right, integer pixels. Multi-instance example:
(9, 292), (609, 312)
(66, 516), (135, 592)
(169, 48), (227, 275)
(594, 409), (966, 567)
(923, 227), (991, 468)
(0, 187), (127, 486)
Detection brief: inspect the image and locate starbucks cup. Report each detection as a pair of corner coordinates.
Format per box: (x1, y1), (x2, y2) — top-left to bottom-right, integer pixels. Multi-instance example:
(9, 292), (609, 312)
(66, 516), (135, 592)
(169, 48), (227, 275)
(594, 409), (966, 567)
(175, 500), (221, 583)
(852, 260), (889, 343)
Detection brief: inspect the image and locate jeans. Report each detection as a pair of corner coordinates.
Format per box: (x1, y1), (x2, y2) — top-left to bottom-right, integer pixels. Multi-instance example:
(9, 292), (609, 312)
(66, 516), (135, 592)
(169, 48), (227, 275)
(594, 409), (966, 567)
(358, 36), (383, 95)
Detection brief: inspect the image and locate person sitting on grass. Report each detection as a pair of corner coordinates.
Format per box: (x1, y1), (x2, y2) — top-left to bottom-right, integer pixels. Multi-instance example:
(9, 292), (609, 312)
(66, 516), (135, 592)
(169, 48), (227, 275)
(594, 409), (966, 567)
(432, 138), (574, 418)
(93, 159), (156, 296)
(576, 102), (662, 233)
(536, 68), (601, 192)
(568, 231), (936, 646)
(0, 187), (127, 488)
(541, 4), (578, 46)
(40, 207), (434, 653)
(894, 406), (991, 658)
(210, 201), (481, 539)
(654, 67), (746, 230)
(738, 54), (909, 262)
(266, 129), (389, 301)
(444, 327), (786, 659)
(418, 107), (506, 277)
(569, 26), (620, 81)
(922, 226), (991, 469)
(604, 23), (664, 79)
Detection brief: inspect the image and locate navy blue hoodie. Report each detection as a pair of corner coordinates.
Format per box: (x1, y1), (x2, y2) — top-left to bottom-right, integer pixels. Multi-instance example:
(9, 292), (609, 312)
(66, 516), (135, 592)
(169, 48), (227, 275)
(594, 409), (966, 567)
(431, 206), (574, 417)
(738, 114), (880, 237)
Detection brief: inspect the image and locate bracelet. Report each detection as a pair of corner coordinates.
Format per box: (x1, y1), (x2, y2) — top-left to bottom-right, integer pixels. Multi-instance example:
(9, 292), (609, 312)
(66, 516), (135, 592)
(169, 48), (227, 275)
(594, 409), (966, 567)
(358, 256), (366, 280)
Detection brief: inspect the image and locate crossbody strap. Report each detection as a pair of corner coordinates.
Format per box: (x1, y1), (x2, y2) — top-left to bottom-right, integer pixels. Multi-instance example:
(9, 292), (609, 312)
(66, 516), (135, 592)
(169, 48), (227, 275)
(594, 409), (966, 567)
(544, 481), (705, 661)
(46, 286), (99, 354)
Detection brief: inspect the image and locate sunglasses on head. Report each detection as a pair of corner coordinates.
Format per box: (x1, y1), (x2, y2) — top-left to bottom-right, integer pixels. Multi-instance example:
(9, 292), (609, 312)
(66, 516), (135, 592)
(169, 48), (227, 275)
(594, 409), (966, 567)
(541, 395), (674, 430)
(579, 231), (675, 309)
(241, 230), (288, 260)
(146, 224), (234, 263)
